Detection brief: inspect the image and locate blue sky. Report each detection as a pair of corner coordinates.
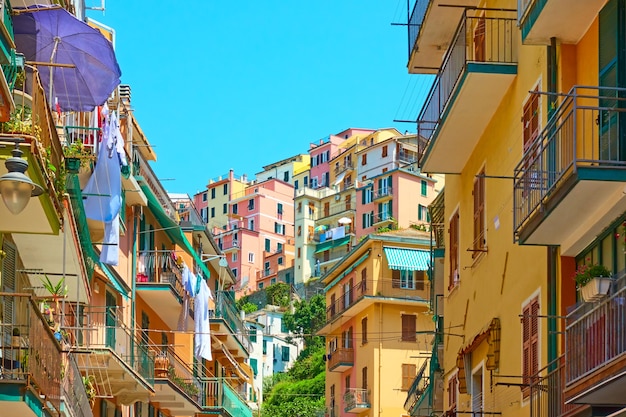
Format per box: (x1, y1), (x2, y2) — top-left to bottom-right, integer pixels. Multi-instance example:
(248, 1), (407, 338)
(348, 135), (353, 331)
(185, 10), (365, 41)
(88, 1), (432, 196)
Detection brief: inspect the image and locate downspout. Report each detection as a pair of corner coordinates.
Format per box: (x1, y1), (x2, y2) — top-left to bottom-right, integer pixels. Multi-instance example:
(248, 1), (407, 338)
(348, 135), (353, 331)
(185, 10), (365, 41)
(547, 37), (558, 372)
(131, 205), (138, 329)
(379, 302), (383, 415)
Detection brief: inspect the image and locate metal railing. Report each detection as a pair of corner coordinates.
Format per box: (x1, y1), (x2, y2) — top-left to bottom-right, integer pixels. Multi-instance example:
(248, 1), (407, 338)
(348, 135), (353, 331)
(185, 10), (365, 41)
(529, 356), (582, 417)
(326, 278), (429, 323)
(213, 291), (251, 352)
(566, 274), (626, 385)
(136, 250), (185, 300)
(373, 187), (393, 200)
(513, 86), (626, 236)
(62, 305), (155, 385)
(62, 352), (94, 417)
(0, 294), (63, 414)
(334, 161), (354, 176)
(327, 347), (353, 370)
(155, 346), (202, 405)
(405, 360), (429, 410)
(199, 377), (253, 417)
(418, 13), (517, 145)
(518, 0), (539, 25)
(408, 0), (429, 59)
(398, 150), (419, 164)
(344, 388), (370, 412)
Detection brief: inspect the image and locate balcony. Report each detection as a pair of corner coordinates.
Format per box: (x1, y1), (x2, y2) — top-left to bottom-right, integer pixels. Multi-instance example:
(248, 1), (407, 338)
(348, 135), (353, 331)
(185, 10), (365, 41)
(334, 161), (354, 176)
(327, 347), (354, 372)
(0, 294), (63, 416)
(136, 250), (187, 329)
(513, 86), (626, 255)
(199, 377), (253, 417)
(564, 275), (626, 405)
(373, 186), (393, 201)
(407, 0), (480, 74)
(211, 291), (251, 358)
(63, 305), (155, 405)
(529, 356), (583, 417)
(153, 347), (202, 416)
(344, 388), (370, 413)
(418, 12), (517, 174)
(518, 0), (608, 45)
(404, 361), (430, 416)
(323, 278), (429, 332)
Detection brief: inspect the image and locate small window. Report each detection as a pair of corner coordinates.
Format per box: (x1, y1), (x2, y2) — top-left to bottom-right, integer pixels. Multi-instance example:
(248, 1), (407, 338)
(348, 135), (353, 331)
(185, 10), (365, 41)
(277, 243), (283, 253)
(294, 180), (299, 190)
(232, 252), (237, 262)
(232, 204), (238, 214)
(248, 252), (255, 263)
(362, 154), (367, 165)
(265, 239), (271, 252)
(262, 340), (267, 355)
(401, 314), (416, 341)
(210, 207), (215, 218)
(248, 219), (254, 231)
(247, 199), (255, 210)
(362, 317), (368, 345)
(232, 268), (238, 277)
(223, 203), (227, 214)
(304, 176), (309, 186)
(271, 278), (276, 284)
(259, 282), (264, 290)
(202, 193), (207, 202)
(283, 171), (290, 182)
(297, 248), (301, 258)
(223, 183), (228, 195)
(211, 188), (216, 199)
(382, 145), (388, 157)
(278, 257), (284, 265)
(281, 346), (290, 361)
(297, 226), (302, 236)
(421, 180), (427, 196)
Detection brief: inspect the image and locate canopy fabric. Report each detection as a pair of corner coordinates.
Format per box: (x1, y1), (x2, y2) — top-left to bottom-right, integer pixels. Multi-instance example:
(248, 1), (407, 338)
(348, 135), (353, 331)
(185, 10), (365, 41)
(315, 235), (351, 254)
(383, 247), (430, 271)
(140, 184), (212, 280)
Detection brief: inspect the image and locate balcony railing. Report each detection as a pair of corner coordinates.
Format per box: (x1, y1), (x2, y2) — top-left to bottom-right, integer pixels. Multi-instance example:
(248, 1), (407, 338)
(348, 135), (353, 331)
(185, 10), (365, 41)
(214, 291), (251, 352)
(334, 161), (354, 176)
(398, 150), (419, 164)
(343, 388), (370, 412)
(529, 356), (582, 417)
(155, 346), (202, 404)
(418, 13), (517, 144)
(327, 347), (354, 371)
(326, 278), (428, 323)
(62, 353), (94, 417)
(319, 200), (355, 220)
(199, 377), (253, 417)
(405, 360), (429, 411)
(566, 274), (626, 385)
(62, 305), (155, 385)
(136, 250), (185, 299)
(373, 187), (393, 200)
(0, 293), (63, 413)
(408, 0), (429, 59)
(513, 86), (626, 236)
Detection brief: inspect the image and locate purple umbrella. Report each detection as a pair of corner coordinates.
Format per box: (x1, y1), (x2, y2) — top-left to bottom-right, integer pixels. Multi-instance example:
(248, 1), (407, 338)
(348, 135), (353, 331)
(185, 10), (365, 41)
(13, 7), (122, 111)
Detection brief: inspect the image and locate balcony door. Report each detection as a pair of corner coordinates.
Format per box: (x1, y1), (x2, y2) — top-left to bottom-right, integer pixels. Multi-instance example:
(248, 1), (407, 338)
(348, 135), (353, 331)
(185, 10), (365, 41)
(105, 290), (116, 349)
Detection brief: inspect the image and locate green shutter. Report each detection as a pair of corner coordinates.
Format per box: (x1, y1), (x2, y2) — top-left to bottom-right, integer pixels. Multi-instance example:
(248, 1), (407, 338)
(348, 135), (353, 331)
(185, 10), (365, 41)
(361, 189), (366, 204)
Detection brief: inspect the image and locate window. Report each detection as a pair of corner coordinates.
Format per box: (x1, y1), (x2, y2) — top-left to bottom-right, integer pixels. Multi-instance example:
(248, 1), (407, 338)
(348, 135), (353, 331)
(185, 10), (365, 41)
(449, 211), (460, 289)
(361, 154), (367, 165)
(294, 180), (299, 190)
(264, 261), (270, 274)
(223, 203), (227, 214)
(211, 188), (216, 199)
(382, 145), (388, 157)
(262, 340), (267, 355)
(362, 366), (368, 390)
(210, 207), (215, 218)
(232, 203), (238, 214)
(297, 226), (302, 236)
(304, 176), (308, 186)
(232, 268), (238, 277)
(274, 222), (285, 235)
(283, 171), (289, 182)
(362, 211), (374, 229)
(362, 187), (373, 204)
(421, 180), (428, 196)
(311, 177), (318, 188)
(345, 375), (351, 391)
(297, 247), (301, 258)
(202, 192), (207, 202)
(361, 317), (368, 345)
(281, 346), (290, 361)
(311, 157), (317, 167)
(250, 358), (258, 376)
(250, 328), (257, 343)
(522, 297), (539, 398)
(247, 199), (254, 210)
(418, 204), (424, 221)
(270, 278), (276, 285)
(265, 239), (271, 252)
(448, 374), (458, 413)
(248, 219), (254, 231)
(248, 252), (255, 263)
(401, 314), (416, 341)
(232, 252), (237, 262)
(402, 363), (417, 391)
(223, 183), (228, 195)
(345, 195), (351, 211)
(401, 270), (414, 289)
(361, 268), (367, 292)
(258, 282), (264, 289)
(324, 202), (330, 217)
(278, 256), (284, 265)
(473, 169), (486, 257)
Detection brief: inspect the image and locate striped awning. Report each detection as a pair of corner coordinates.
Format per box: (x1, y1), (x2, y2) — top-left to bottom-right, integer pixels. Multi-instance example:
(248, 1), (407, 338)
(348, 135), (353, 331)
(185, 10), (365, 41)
(383, 247), (429, 271)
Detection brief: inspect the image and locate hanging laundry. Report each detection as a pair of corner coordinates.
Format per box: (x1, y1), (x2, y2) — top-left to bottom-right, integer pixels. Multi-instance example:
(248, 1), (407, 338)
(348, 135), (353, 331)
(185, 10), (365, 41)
(194, 278), (213, 361)
(100, 214), (119, 265)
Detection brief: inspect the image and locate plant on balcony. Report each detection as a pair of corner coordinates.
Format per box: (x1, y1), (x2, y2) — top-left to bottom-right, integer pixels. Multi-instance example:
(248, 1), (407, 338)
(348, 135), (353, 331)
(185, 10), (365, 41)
(40, 275), (68, 330)
(167, 365), (199, 398)
(63, 140), (94, 173)
(83, 375), (97, 406)
(0, 105), (41, 138)
(574, 263), (612, 302)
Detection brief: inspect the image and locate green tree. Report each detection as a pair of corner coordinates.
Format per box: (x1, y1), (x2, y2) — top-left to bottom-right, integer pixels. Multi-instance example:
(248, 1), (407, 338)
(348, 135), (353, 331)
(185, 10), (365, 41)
(265, 282), (290, 307)
(283, 293), (326, 356)
(235, 295), (258, 314)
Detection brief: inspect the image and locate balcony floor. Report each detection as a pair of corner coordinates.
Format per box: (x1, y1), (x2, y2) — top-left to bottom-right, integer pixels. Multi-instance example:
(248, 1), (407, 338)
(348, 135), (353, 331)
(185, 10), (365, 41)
(566, 355), (626, 406)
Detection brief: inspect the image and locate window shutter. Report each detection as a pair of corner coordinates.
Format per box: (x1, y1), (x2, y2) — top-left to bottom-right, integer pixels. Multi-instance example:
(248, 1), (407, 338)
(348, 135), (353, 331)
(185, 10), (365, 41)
(402, 314), (416, 341)
(362, 317), (368, 344)
(362, 366), (368, 390)
(361, 268), (367, 292)
(362, 189), (366, 204)
(392, 269), (401, 288)
(415, 270), (426, 290)
(530, 299), (540, 381)
(449, 212), (459, 288)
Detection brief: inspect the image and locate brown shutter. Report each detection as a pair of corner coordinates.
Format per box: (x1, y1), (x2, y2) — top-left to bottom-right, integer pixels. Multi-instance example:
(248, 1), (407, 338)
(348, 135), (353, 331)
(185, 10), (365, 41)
(402, 363), (417, 390)
(392, 269), (401, 288)
(449, 212), (459, 289)
(522, 302), (532, 397)
(402, 314), (416, 341)
(362, 317), (368, 344)
(415, 270), (425, 290)
(362, 366), (368, 390)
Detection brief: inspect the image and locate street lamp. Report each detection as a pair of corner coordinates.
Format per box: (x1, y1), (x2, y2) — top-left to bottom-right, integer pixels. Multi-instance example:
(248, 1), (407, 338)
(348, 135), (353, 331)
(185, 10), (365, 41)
(0, 142), (44, 215)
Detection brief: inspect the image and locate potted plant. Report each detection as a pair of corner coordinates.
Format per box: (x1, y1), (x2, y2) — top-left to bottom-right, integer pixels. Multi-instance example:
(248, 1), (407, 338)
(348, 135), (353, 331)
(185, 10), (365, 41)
(0, 105), (41, 138)
(574, 263), (613, 302)
(154, 352), (169, 378)
(63, 140), (93, 173)
(83, 375), (97, 407)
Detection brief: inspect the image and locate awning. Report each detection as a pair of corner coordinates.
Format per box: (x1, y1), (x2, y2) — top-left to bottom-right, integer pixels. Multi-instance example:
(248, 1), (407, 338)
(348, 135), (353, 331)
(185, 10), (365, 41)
(96, 262), (130, 299)
(140, 184), (212, 280)
(315, 235), (351, 254)
(457, 317), (501, 393)
(383, 247), (430, 270)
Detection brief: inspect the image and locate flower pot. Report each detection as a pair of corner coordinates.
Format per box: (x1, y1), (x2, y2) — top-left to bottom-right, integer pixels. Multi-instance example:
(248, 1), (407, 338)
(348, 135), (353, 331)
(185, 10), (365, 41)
(65, 157), (81, 173)
(155, 355), (169, 378)
(580, 277), (612, 302)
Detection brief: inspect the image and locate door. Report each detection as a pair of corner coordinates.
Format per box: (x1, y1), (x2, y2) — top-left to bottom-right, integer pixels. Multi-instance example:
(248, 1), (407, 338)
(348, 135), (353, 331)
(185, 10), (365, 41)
(105, 291), (116, 349)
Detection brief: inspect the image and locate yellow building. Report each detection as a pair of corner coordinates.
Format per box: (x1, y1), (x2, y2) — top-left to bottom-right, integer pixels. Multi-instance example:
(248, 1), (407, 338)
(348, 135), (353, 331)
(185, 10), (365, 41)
(406, 1), (626, 417)
(318, 230), (434, 416)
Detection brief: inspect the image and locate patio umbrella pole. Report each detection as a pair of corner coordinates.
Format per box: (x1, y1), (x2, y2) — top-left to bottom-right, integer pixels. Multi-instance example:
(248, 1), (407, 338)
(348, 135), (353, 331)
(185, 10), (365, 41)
(48, 36), (60, 107)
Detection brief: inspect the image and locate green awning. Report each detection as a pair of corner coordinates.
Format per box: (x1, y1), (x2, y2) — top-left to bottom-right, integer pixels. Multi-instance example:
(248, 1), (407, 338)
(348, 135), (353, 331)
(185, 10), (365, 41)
(98, 262), (130, 299)
(383, 247), (429, 271)
(315, 236), (351, 254)
(140, 184), (212, 280)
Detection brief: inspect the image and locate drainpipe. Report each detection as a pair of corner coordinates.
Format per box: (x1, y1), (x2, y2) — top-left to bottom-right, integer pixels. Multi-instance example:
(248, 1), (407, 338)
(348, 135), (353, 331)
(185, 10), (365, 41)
(547, 37), (558, 372)
(131, 205), (138, 329)
(379, 303), (383, 416)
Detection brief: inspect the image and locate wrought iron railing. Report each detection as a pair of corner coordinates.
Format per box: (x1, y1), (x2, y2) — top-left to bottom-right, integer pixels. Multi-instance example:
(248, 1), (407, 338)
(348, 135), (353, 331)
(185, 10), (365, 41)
(136, 250), (185, 300)
(155, 346), (202, 405)
(325, 278), (429, 323)
(214, 291), (251, 352)
(405, 360), (429, 411)
(344, 388), (370, 412)
(408, 0), (429, 59)
(418, 13), (517, 145)
(513, 86), (626, 236)
(373, 187), (393, 199)
(566, 274), (626, 385)
(529, 356), (582, 417)
(62, 352), (94, 417)
(199, 377), (253, 417)
(327, 347), (353, 370)
(333, 161), (354, 176)
(518, 0), (538, 25)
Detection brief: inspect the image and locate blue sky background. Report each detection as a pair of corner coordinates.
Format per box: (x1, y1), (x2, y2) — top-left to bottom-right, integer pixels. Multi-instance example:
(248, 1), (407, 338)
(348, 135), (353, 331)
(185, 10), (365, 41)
(87, 1), (433, 196)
